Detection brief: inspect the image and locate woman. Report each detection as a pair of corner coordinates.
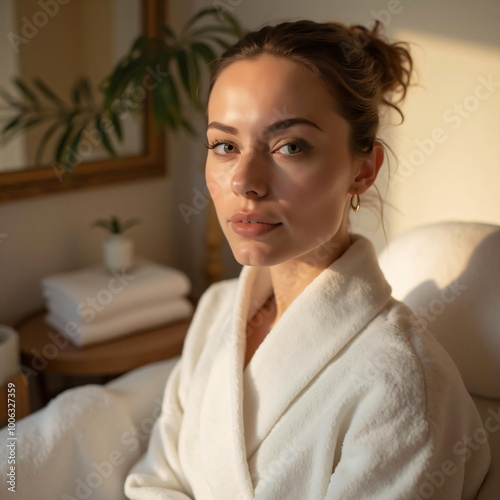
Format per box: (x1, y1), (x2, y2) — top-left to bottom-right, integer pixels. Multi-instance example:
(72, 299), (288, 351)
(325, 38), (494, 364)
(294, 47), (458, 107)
(125, 20), (490, 499)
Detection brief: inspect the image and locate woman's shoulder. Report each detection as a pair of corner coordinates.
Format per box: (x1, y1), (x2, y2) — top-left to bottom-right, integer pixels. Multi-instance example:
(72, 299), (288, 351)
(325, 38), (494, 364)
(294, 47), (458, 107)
(353, 297), (474, 413)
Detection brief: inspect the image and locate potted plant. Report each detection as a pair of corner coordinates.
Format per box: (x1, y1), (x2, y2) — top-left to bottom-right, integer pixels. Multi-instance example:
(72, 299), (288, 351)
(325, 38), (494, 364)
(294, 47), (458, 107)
(0, 8), (244, 172)
(92, 216), (140, 273)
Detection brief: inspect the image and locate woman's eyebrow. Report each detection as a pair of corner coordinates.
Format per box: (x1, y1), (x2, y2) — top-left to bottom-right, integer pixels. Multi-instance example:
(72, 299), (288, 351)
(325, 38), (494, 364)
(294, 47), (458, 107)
(206, 117), (323, 135)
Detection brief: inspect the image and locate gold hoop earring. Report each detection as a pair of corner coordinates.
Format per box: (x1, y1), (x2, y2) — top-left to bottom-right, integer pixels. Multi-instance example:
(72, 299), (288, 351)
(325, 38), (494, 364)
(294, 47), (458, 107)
(351, 193), (360, 212)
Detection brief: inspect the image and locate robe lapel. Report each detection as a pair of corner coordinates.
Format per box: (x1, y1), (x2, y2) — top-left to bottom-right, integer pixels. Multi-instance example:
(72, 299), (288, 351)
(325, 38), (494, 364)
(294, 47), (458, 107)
(242, 235), (393, 459)
(199, 264), (260, 499)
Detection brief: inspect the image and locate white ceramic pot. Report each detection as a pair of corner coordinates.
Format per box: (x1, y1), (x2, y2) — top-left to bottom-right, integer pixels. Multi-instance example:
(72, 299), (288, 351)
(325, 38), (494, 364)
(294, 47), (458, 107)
(103, 234), (134, 273)
(0, 325), (20, 385)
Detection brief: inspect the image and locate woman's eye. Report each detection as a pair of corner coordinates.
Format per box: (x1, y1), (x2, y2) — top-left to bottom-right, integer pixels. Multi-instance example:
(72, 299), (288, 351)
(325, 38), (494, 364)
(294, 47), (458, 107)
(275, 140), (308, 156)
(205, 141), (237, 156)
(217, 143), (235, 154)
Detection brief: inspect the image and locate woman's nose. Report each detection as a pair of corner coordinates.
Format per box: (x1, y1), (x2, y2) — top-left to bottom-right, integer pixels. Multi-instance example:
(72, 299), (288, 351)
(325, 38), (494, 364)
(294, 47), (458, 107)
(231, 154), (269, 199)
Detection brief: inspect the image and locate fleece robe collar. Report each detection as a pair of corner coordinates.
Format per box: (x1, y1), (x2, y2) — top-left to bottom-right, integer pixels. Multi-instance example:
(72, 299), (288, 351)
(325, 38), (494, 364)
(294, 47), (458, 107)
(199, 234), (392, 499)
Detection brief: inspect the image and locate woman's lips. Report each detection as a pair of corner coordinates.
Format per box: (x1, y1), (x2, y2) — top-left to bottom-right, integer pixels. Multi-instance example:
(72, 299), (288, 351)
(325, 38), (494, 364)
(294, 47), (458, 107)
(229, 213), (282, 237)
(230, 221), (282, 237)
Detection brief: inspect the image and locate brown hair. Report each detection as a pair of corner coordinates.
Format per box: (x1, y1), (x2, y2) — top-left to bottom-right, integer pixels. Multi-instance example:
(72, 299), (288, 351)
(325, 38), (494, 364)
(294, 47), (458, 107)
(207, 19), (413, 156)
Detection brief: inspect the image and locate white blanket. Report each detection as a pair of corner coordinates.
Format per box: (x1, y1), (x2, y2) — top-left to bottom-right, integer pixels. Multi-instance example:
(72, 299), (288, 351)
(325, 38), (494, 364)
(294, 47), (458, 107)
(125, 235), (491, 499)
(0, 358), (179, 499)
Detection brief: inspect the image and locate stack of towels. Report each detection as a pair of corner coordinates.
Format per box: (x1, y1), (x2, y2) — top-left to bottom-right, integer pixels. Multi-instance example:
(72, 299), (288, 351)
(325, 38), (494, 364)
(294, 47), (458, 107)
(41, 257), (194, 347)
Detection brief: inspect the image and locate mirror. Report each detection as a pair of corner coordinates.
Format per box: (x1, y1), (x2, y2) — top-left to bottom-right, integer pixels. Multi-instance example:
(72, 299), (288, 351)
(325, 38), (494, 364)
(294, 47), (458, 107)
(0, 0), (165, 203)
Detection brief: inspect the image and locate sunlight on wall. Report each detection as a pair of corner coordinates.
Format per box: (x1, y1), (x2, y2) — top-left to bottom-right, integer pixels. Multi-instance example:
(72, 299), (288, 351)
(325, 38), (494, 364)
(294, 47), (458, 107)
(352, 30), (500, 253)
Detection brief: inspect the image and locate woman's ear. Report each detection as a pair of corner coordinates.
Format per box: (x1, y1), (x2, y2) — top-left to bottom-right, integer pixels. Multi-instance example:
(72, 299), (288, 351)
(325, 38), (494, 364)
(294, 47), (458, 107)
(350, 141), (384, 195)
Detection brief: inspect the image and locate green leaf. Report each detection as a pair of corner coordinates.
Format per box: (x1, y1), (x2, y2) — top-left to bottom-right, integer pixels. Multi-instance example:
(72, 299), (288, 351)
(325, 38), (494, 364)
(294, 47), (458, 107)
(151, 85), (172, 129)
(32, 78), (65, 107)
(95, 114), (118, 158)
(1, 114), (24, 135)
(184, 7), (243, 37)
(35, 119), (65, 165)
(55, 112), (78, 163)
(151, 73), (180, 129)
(191, 42), (217, 66)
(13, 78), (40, 106)
(103, 59), (149, 110)
(161, 26), (176, 41)
(111, 217), (120, 233)
(218, 10), (244, 36)
(189, 56), (202, 108)
(77, 78), (94, 107)
(65, 124), (87, 168)
(109, 111), (123, 141)
(181, 7), (221, 33)
(175, 50), (191, 94)
(72, 83), (82, 106)
(177, 49), (203, 106)
(131, 34), (149, 52)
(0, 88), (24, 109)
(14, 115), (47, 130)
(1, 110), (60, 144)
(72, 79), (93, 107)
(121, 218), (141, 232)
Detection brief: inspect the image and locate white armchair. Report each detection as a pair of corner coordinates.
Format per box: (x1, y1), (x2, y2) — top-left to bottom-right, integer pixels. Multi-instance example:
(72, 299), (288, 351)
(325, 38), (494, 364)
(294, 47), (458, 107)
(1, 220), (498, 499)
(378, 220), (500, 499)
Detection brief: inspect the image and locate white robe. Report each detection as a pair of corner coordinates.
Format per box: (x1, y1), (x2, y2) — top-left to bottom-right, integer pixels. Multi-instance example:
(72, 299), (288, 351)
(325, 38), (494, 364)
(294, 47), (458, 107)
(124, 235), (490, 499)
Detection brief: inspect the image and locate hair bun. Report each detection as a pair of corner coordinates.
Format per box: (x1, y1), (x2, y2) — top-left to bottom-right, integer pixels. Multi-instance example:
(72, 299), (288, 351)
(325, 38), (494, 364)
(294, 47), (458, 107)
(348, 21), (413, 119)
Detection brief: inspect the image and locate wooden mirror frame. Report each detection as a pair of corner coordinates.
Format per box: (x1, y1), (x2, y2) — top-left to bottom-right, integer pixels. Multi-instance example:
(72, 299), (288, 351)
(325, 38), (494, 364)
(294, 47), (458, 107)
(0, 0), (166, 204)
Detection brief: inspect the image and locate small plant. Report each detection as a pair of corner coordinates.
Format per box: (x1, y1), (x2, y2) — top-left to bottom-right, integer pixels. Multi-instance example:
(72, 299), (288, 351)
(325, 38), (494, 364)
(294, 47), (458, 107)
(92, 215), (140, 235)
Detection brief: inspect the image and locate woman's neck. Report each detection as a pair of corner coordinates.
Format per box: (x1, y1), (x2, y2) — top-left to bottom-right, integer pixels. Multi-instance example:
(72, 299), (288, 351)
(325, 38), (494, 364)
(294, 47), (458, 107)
(268, 232), (352, 323)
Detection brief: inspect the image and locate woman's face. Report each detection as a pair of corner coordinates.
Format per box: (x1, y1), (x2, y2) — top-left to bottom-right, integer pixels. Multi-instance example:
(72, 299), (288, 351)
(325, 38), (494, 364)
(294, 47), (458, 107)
(205, 54), (370, 267)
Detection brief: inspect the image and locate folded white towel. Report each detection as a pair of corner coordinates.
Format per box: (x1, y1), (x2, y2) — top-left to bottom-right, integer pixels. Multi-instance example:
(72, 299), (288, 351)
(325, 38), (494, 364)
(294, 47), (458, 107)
(41, 257), (191, 324)
(45, 297), (193, 347)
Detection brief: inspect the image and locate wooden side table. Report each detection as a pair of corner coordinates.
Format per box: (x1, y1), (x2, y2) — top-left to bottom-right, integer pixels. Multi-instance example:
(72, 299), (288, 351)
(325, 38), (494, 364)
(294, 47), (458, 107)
(14, 309), (191, 407)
